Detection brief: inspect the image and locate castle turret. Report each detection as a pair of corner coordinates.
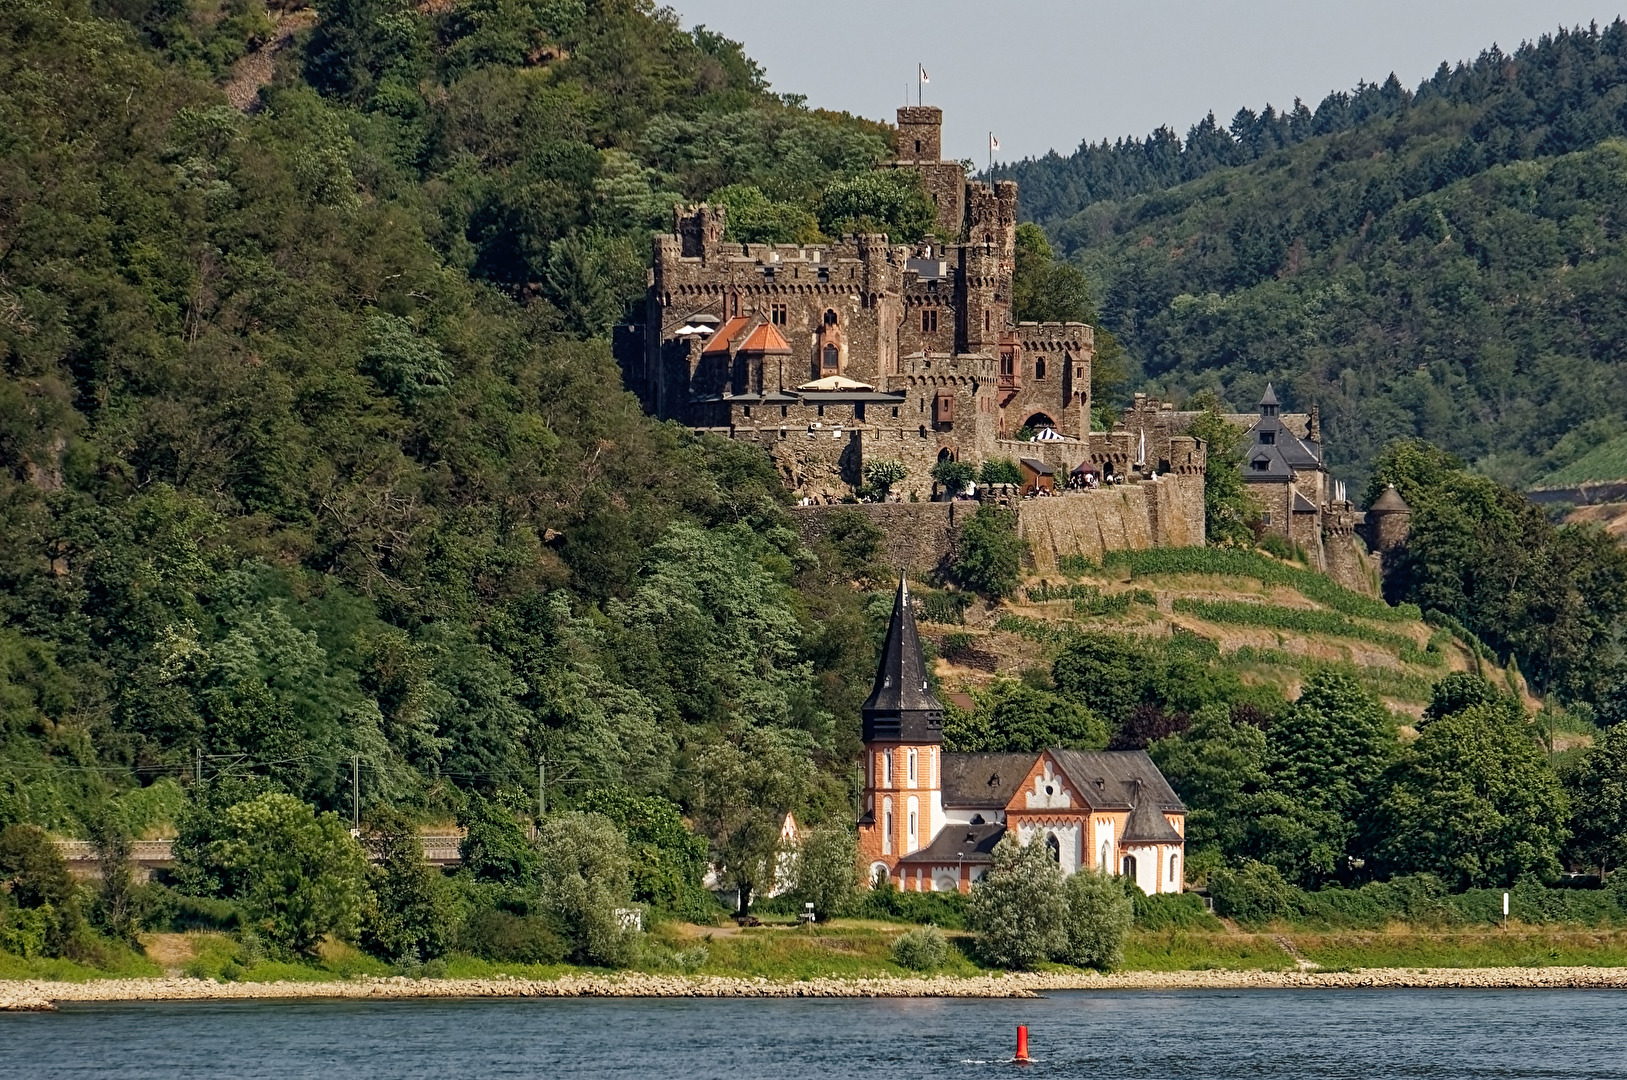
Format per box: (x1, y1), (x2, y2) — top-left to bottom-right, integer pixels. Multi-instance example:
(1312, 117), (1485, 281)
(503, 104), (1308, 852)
(858, 575), (944, 874)
(1364, 484), (1412, 552)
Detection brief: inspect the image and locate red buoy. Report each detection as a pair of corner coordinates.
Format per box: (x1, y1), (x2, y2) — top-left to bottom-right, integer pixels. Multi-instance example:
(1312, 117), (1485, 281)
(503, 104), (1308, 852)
(1014, 1024), (1032, 1063)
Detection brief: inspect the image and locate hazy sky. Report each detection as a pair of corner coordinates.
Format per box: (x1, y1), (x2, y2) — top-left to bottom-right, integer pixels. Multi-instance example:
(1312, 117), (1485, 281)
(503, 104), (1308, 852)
(672, 0), (1620, 163)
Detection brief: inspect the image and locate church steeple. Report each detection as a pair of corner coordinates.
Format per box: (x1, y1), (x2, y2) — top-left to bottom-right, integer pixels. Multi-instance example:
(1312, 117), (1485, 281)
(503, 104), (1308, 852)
(862, 574), (944, 744)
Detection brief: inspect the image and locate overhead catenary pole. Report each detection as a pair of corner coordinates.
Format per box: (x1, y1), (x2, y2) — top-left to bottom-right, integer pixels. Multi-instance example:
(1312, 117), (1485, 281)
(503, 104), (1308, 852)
(538, 760), (546, 819)
(352, 753), (360, 834)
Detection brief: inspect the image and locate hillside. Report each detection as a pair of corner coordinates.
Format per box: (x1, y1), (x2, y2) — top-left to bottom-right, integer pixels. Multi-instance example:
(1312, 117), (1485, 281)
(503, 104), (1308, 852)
(999, 24), (1627, 490)
(1541, 433), (1627, 487)
(921, 549), (1504, 724)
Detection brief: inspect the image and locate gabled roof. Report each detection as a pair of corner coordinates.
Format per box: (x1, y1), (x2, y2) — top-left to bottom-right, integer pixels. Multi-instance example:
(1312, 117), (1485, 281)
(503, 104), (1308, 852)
(861, 575), (944, 743)
(894, 823), (1006, 866)
(1292, 490), (1320, 513)
(701, 315), (751, 354)
(1020, 457), (1056, 476)
(1049, 749), (1185, 813)
(1244, 443), (1294, 481)
(942, 753), (1040, 807)
(1121, 781), (1185, 844)
(736, 321), (792, 354)
(1369, 484), (1411, 512)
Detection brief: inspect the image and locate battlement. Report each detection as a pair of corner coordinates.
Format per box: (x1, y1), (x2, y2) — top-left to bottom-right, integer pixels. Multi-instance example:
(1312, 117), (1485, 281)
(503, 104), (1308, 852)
(896, 106), (944, 160)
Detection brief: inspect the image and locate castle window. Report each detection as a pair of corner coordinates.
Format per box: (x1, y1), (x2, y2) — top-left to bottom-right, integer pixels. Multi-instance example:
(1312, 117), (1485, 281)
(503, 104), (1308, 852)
(922, 309), (938, 333)
(771, 302), (787, 325)
(822, 344), (838, 373)
(762, 266), (775, 282)
(781, 405), (788, 418)
(860, 293), (871, 309)
(907, 749), (918, 784)
(1035, 358), (1046, 380)
(817, 404), (825, 417)
(1261, 512), (1273, 525)
(914, 139), (922, 154)
(856, 403), (866, 421)
(984, 308), (991, 332)
(817, 267), (829, 283)
(1000, 351), (1015, 377)
(824, 309), (838, 326)
(892, 406), (899, 418)
(743, 406), (751, 417)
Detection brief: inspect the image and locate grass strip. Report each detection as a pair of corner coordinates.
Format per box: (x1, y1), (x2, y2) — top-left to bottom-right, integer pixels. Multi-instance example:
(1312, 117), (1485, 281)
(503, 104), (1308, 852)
(1105, 548), (1420, 623)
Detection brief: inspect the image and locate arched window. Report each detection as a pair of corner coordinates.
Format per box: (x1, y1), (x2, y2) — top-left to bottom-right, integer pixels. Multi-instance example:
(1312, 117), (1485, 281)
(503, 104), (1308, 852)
(1101, 842), (1111, 869)
(823, 309), (838, 326)
(882, 751), (892, 787)
(882, 798), (894, 855)
(1045, 833), (1061, 863)
(1122, 854), (1137, 879)
(937, 447), (954, 463)
(870, 862), (890, 887)
(1169, 852), (1179, 885)
(1034, 357), (1046, 380)
(822, 344), (838, 373)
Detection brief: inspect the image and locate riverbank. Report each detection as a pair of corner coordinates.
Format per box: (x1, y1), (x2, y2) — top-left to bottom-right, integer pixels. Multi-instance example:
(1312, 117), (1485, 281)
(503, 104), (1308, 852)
(7, 966), (1627, 1010)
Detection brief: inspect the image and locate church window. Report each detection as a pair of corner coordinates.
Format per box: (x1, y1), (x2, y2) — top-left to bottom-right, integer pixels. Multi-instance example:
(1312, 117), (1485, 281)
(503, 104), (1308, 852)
(921, 309), (938, 333)
(771, 302), (787, 325)
(1169, 853), (1179, 885)
(1101, 842), (1111, 869)
(908, 810), (917, 841)
(907, 749), (918, 783)
(1122, 854), (1138, 878)
(1035, 358), (1046, 380)
(1045, 833), (1060, 863)
(1000, 351), (1015, 377)
(822, 345), (839, 374)
(883, 799), (893, 854)
(824, 309), (838, 326)
(882, 752), (892, 786)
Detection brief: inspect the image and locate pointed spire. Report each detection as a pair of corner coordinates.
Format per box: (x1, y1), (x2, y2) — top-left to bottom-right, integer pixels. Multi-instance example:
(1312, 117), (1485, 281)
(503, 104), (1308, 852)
(1259, 383), (1279, 415)
(861, 573), (944, 744)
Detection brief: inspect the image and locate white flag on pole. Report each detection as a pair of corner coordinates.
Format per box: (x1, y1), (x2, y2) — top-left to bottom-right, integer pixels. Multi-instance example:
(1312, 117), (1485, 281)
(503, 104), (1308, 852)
(919, 64), (930, 83)
(990, 133), (1000, 152)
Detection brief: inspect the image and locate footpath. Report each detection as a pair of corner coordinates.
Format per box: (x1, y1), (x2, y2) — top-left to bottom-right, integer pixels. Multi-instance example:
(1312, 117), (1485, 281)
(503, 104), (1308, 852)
(7, 967), (1627, 1010)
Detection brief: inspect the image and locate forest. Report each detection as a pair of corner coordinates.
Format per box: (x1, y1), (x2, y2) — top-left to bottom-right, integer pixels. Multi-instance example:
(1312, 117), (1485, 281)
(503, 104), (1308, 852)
(1, 0), (1626, 975)
(999, 23), (1627, 490)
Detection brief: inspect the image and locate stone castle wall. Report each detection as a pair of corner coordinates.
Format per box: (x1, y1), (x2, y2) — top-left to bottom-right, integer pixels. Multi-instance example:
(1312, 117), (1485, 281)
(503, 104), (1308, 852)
(791, 501), (968, 572)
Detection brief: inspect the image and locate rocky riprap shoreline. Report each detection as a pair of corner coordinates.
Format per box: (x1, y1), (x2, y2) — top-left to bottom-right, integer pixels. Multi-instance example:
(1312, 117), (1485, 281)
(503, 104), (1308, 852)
(6, 967), (1627, 1010)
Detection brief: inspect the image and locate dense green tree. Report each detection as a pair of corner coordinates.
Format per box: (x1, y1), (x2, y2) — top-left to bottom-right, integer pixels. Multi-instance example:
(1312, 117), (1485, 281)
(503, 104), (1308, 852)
(1058, 869), (1134, 969)
(0, 824), (82, 957)
(818, 170), (935, 242)
(1368, 704), (1567, 887)
(1150, 703), (1272, 861)
(953, 504), (1023, 599)
(967, 833), (1067, 970)
(943, 681), (1107, 753)
(1563, 723), (1627, 876)
(535, 811), (637, 967)
(361, 806), (452, 962)
(1012, 223), (1126, 402)
(457, 797), (540, 887)
(976, 458), (1022, 486)
(791, 824), (859, 923)
(576, 789), (708, 913)
(204, 793), (369, 955)
(1183, 408), (1255, 546)
(692, 725), (816, 914)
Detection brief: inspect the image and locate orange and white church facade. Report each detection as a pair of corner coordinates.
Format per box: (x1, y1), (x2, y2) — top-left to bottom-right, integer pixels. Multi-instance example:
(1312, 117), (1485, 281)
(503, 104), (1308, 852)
(856, 578), (1187, 896)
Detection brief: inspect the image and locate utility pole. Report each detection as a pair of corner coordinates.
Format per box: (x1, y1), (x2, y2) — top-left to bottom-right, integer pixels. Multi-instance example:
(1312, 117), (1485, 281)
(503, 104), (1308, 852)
(538, 760), (546, 820)
(351, 754), (360, 834)
(195, 747), (202, 783)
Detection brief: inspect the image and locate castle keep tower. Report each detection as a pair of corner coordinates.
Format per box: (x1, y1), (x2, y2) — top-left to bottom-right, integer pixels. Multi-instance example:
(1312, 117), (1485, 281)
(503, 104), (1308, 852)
(857, 576), (944, 878)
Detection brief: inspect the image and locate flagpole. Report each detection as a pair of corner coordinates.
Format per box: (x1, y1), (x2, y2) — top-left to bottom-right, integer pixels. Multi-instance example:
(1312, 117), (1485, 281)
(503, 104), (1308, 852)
(917, 63), (922, 106)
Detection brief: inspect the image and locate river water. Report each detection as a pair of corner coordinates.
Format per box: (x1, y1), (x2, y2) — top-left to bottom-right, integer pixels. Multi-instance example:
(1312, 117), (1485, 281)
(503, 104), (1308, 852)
(4, 988), (1624, 1078)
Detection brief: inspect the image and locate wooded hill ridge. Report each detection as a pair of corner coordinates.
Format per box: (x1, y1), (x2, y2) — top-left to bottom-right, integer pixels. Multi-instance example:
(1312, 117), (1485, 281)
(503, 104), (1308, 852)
(997, 23), (1627, 490)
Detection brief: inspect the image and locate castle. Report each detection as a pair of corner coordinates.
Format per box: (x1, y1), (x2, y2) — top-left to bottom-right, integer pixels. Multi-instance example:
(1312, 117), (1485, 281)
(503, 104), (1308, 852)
(856, 575), (1187, 894)
(615, 104), (1389, 589)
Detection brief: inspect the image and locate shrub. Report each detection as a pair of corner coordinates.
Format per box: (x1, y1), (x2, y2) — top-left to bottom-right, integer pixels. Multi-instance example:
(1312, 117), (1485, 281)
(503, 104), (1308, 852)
(1209, 860), (1295, 925)
(1132, 891), (1221, 931)
(954, 504), (1024, 599)
(536, 812), (639, 967)
(978, 458), (1022, 486)
(851, 879), (969, 928)
(1058, 869), (1134, 969)
(455, 908), (568, 964)
(931, 458), (976, 493)
(0, 823), (83, 957)
(891, 925), (950, 970)
(967, 833), (1066, 969)
(793, 825), (860, 922)
(863, 459), (907, 498)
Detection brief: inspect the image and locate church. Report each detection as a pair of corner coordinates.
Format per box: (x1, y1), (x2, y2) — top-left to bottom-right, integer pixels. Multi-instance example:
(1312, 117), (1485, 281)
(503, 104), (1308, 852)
(855, 575), (1187, 895)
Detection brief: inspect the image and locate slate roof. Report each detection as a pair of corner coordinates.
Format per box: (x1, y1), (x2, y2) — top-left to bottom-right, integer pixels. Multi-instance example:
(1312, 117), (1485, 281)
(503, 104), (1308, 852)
(1244, 442), (1295, 481)
(860, 575), (944, 743)
(1049, 749), (1186, 813)
(1369, 484), (1411, 512)
(1293, 490), (1320, 513)
(894, 823), (1007, 866)
(941, 753), (1041, 808)
(1121, 781), (1185, 844)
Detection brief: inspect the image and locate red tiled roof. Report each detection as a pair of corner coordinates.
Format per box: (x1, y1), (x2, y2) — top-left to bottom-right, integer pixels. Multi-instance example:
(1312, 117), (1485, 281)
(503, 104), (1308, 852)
(735, 321), (792, 354)
(702, 316), (751, 354)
